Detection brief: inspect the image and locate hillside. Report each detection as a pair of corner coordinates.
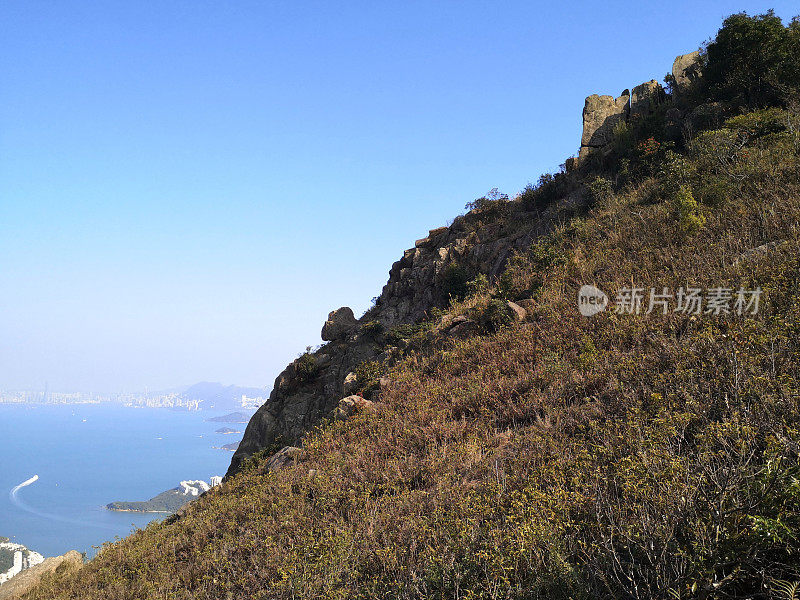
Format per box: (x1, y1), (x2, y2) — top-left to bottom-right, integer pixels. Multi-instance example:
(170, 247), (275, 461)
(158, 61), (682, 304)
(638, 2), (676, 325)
(23, 12), (800, 600)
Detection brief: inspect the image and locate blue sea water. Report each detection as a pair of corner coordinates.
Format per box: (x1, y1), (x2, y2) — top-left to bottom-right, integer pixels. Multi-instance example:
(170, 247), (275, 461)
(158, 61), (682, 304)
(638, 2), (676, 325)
(0, 403), (238, 557)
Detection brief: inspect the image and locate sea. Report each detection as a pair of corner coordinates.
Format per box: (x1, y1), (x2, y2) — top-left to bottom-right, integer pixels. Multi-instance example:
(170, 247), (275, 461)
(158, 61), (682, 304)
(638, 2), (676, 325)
(0, 403), (238, 558)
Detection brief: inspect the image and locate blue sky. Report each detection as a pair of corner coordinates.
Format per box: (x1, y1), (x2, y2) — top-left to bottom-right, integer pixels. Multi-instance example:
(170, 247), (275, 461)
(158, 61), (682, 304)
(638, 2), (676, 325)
(1, 1), (797, 392)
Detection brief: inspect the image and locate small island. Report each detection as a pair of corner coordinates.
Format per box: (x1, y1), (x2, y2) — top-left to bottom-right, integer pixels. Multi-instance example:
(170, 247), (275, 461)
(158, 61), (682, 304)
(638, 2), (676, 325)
(212, 441), (240, 452)
(215, 427), (241, 435)
(205, 412), (250, 424)
(107, 478), (222, 514)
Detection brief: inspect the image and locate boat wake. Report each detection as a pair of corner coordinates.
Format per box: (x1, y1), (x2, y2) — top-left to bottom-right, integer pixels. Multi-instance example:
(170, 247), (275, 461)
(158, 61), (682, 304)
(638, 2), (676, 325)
(9, 474), (116, 531)
(10, 474), (39, 499)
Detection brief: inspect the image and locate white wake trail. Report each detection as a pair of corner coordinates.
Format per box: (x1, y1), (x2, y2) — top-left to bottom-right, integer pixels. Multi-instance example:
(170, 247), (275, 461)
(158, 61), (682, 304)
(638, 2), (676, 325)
(9, 474), (116, 531)
(10, 474), (39, 500)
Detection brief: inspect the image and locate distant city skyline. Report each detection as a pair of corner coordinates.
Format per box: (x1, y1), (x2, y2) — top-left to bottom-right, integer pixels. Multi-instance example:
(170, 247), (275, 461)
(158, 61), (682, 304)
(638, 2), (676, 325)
(2, 1), (798, 391)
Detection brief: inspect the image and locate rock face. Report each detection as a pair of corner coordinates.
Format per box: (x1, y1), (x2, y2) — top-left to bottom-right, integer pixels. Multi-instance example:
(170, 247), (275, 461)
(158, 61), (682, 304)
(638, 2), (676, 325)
(229, 48), (707, 480)
(226, 212), (548, 478)
(672, 50), (703, 94)
(0, 551), (82, 600)
(580, 92), (630, 149)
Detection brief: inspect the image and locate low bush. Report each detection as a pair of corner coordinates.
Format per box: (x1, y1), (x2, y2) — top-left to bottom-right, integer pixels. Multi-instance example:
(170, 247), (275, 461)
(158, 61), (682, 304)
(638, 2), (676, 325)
(671, 184), (706, 233)
(470, 298), (514, 333)
(586, 176), (613, 205)
(439, 263), (471, 302)
(519, 172), (578, 212)
(353, 359), (384, 396)
(294, 352), (319, 383)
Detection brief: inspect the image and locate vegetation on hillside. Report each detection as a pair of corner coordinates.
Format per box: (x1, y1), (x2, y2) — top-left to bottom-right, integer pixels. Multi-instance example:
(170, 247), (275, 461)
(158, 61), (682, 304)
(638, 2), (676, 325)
(24, 11), (800, 600)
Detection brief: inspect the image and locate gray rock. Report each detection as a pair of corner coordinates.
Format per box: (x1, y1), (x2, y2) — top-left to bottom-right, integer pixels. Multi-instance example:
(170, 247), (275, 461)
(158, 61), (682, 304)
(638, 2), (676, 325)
(334, 395), (376, 420)
(227, 199), (550, 478)
(735, 241), (783, 266)
(263, 446), (304, 471)
(342, 371), (358, 395)
(581, 93), (630, 148)
(672, 51), (703, 94)
(321, 307), (357, 342)
(506, 301), (527, 322)
(630, 80), (664, 118)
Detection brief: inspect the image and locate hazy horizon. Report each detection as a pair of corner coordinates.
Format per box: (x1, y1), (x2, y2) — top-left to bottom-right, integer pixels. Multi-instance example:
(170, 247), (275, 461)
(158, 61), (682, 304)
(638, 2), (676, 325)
(3, 1), (798, 392)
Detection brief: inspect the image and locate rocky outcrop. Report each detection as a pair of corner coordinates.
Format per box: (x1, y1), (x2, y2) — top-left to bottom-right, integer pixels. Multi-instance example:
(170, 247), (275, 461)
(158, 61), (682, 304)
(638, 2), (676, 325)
(578, 81), (668, 161)
(0, 551), (82, 600)
(579, 92), (630, 158)
(321, 307), (357, 341)
(228, 48), (708, 480)
(227, 207), (548, 477)
(630, 80), (665, 119)
(672, 50), (703, 94)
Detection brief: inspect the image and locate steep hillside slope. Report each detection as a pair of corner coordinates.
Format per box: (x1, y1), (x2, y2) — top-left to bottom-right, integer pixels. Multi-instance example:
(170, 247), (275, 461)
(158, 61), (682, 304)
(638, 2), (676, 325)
(25, 12), (800, 600)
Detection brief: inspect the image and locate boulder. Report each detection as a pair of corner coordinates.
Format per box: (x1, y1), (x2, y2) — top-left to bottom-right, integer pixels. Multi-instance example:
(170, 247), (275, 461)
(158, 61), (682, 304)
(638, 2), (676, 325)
(734, 241), (784, 266)
(263, 446), (304, 471)
(334, 395), (376, 420)
(514, 298), (537, 318)
(672, 51), (703, 94)
(447, 317), (478, 337)
(0, 551), (83, 600)
(321, 307), (357, 341)
(342, 371), (358, 395)
(506, 301), (527, 322)
(581, 92), (630, 148)
(630, 80), (664, 118)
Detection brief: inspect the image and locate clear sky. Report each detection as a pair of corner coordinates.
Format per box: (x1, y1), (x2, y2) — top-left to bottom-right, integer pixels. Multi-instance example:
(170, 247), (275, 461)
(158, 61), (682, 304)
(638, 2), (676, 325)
(1, 1), (797, 393)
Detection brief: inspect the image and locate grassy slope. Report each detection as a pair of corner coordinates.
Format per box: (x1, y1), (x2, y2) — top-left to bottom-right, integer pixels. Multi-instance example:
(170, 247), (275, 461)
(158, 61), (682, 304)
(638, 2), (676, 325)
(25, 78), (800, 600)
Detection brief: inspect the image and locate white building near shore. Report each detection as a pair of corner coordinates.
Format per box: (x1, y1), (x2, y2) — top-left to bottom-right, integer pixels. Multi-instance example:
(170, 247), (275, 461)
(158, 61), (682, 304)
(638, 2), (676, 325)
(0, 541), (44, 585)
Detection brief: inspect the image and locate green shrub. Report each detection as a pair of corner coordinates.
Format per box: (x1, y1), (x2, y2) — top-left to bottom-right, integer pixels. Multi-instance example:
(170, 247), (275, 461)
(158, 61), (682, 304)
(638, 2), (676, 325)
(440, 263), (470, 302)
(465, 273), (489, 298)
(696, 176), (735, 206)
(353, 359), (384, 396)
(610, 120), (636, 157)
(672, 185), (706, 232)
(360, 320), (383, 338)
(294, 352), (319, 383)
(655, 150), (695, 200)
(471, 298), (514, 333)
(689, 128), (743, 176)
(519, 172), (578, 212)
(464, 188), (510, 216)
(498, 237), (566, 301)
(724, 107), (788, 138)
(386, 323), (419, 347)
(586, 176), (613, 205)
